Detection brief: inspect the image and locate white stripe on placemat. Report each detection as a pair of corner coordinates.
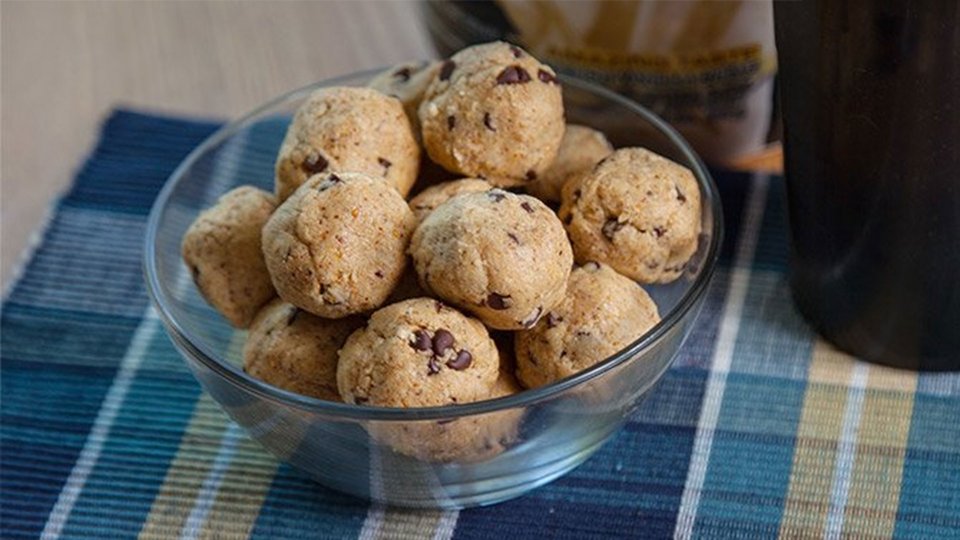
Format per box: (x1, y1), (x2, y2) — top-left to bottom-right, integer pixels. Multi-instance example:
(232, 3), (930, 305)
(824, 362), (870, 540)
(433, 510), (459, 540)
(39, 309), (160, 540)
(673, 173), (769, 539)
(179, 423), (243, 540)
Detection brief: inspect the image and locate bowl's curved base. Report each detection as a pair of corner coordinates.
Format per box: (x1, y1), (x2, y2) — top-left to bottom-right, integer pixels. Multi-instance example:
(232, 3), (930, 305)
(361, 435), (608, 509)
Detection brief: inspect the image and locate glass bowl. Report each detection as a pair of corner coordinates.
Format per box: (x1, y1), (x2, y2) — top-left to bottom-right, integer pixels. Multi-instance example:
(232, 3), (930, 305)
(143, 68), (722, 509)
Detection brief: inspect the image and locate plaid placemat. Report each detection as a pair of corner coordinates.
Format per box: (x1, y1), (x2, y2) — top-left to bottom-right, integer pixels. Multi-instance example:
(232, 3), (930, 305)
(2, 110), (959, 540)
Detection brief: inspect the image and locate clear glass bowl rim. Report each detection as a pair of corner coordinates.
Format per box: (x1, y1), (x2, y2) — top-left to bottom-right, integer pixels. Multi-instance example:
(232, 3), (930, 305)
(143, 67), (724, 422)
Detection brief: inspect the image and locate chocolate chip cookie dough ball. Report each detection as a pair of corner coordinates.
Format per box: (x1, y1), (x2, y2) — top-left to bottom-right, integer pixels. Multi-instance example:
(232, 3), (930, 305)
(368, 61), (441, 135)
(558, 148), (702, 284)
(262, 172), (415, 318)
(418, 41), (564, 188)
(409, 189), (573, 330)
(181, 186), (277, 328)
(515, 262), (661, 389)
(243, 299), (363, 401)
(275, 87), (420, 201)
(526, 124), (613, 203)
(336, 298), (499, 407)
(407, 177), (491, 223)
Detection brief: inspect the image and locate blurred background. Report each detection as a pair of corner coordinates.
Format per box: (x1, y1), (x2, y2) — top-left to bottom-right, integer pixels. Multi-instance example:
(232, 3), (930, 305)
(1, 1), (433, 289)
(1, 0), (779, 290)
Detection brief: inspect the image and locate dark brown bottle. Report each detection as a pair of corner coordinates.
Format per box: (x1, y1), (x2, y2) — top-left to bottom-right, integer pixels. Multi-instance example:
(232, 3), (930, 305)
(775, 1), (960, 369)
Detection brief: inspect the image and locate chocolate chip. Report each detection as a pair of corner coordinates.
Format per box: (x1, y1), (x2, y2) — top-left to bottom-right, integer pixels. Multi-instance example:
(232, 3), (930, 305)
(521, 201), (534, 213)
(439, 60), (456, 81)
(483, 112), (496, 131)
(377, 157), (392, 174)
(447, 115), (456, 130)
(302, 153), (328, 174)
(488, 190), (507, 202)
(496, 65), (531, 85)
(447, 350), (472, 370)
(521, 306), (543, 328)
(525, 170), (537, 181)
(355, 396), (369, 404)
(594, 155), (611, 171)
(653, 226), (666, 238)
(427, 357), (441, 375)
(411, 329), (432, 352)
(287, 308), (301, 326)
(189, 265), (200, 279)
(486, 292), (512, 310)
(602, 218), (624, 240)
(537, 69), (559, 84)
(393, 67), (412, 82)
(509, 45), (524, 58)
(676, 185), (687, 203)
(328, 173), (342, 184)
(507, 232), (520, 244)
(374, 270), (384, 278)
(546, 312), (563, 328)
(435, 300), (444, 313)
(432, 328), (455, 356)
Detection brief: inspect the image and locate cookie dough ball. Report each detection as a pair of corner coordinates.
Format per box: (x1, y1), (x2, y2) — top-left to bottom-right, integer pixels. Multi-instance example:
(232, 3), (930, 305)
(516, 262), (661, 388)
(275, 87), (420, 201)
(559, 148), (702, 283)
(337, 298), (499, 407)
(407, 177), (491, 223)
(262, 172), (415, 318)
(368, 61), (441, 135)
(243, 299), (362, 401)
(181, 186), (276, 328)
(419, 41), (564, 187)
(410, 189), (573, 330)
(526, 124), (613, 203)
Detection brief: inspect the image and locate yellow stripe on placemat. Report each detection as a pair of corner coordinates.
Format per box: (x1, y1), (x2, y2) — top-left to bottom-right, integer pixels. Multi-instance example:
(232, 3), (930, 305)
(138, 394), (229, 539)
(191, 431), (279, 539)
(841, 365), (917, 537)
(778, 341), (857, 538)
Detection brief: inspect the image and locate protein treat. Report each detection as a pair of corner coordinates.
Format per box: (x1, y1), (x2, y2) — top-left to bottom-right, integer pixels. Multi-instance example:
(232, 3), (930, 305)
(407, 177), (491, 223)
(419, 41), (564, 187)
(243, 299), (362, 401)
(368, 60), (442, 136)
(515, 261), (660, 388)
(337, 298), (500, 407)
(409, 189), (573, 330)
(275, 87), (420, 201)
(262, 172), (415, 318)
(525, 124), (613, 203)
(181, 186), (277, 328)
(559, 148), (702, 283)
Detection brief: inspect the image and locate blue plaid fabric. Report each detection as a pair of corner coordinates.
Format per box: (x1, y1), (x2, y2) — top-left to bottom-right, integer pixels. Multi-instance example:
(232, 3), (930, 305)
(2, 110), (958, 539)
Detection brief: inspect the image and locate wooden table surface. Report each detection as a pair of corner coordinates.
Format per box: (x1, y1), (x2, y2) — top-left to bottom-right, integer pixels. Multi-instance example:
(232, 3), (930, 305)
(1, 1), (782, 291)
(1, 1), (433, 290)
